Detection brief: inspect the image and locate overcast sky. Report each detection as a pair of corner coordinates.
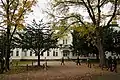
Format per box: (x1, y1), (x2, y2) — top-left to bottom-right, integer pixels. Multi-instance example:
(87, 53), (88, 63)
(25, 0), (50, 24)
(25, 0), (120, 27)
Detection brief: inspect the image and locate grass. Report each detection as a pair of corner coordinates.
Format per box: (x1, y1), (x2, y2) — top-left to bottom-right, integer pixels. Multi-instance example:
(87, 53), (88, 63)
(6, 65), (43, 74)
(0, 61), (120, 80)
(0, 65), (44, 80)
(1, 60), (43, 74)
(1, 61), (120, 74)
(12, 60), (36, 66)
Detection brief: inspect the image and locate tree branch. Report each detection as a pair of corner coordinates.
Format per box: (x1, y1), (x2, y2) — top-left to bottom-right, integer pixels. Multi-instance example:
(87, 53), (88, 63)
(64, 1), (83, 5)
(55, 21), (84, 40)
(1, 0), (5, 8)
(107, 0), (118, 26)
(73, 14), (86, 26)
(60, 15), (85, 26)
(100, 0), (107, 7)
(9, 0), (15, 6)
(10, 0), (28, 41)
(87, 0), (96, 24)
(55, 1), (83, 6)
(10, 24), (17, 41)
(81, 0), (96, 24)
(10, 0), (19, 22)
(97, 0), (101, 27)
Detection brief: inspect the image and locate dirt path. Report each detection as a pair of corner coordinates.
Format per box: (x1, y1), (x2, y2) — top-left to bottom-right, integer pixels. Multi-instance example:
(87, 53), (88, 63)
(0, 61), (120, 80)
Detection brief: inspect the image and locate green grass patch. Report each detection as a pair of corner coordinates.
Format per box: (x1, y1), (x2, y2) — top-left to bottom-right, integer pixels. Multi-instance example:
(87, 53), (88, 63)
(12, 60), (36, 66)
(0, 60), (43, 74)
(7, 66), (43, 74)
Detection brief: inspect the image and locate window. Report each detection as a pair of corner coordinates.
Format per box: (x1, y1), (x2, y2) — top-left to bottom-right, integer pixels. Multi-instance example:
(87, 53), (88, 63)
(35, 53), (37, 56)
(56, 52), (58, 56)
(41, 52), (43, 56)
(16, 50), (19, 56)
(53, 51), (55, 56)
(66, 39), (67, 44)
(53, 51), (58, 56)
(63, 53), (67, 56)
(63, 50), (70, 57)
(11, 51), (13, 56)
(63, 39), (65, 44)
(47, 51), (49, 56)
(30, 51), (32, 56)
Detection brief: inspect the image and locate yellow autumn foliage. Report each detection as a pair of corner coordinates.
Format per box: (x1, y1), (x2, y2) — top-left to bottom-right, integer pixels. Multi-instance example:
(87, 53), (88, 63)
(71, 23), (96, 37)
(0, 0), (37, 31)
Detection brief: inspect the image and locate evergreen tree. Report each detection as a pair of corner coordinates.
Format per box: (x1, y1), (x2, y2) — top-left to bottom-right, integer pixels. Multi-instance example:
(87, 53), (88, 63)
(13, 20), (58, 66)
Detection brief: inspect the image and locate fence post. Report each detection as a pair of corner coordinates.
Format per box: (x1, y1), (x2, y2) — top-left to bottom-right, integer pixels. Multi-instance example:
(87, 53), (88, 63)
(44, 57), (47, 70)
(26, 64), (28, 71)
(32, 61), (33, 66)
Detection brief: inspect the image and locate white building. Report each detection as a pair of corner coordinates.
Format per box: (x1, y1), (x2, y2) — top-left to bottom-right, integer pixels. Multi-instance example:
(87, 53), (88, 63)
(11, 31), (97, 60)
(11, 31), (74, 60)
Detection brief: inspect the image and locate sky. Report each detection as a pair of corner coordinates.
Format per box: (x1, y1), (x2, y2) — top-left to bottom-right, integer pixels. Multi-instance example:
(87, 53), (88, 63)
(25, 0), (120, 28)
(25, 0), (50, 24)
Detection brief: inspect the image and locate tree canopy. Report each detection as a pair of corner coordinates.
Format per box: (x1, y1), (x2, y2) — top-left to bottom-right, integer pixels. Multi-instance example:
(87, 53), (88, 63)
(13, 19), (58, 66)
(0, 0), (36, 72)
(48, 0), (120, 67)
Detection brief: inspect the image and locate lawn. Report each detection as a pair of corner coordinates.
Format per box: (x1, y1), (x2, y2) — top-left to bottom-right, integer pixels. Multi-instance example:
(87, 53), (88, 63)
(0, 61), (120, 80)
(12, 60), (36, 66)
(5, 60), (43, 74)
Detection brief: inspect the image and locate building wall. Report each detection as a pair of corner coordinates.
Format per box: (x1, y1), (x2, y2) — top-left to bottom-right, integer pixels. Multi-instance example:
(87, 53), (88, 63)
(11, 32), (97, 60)
(57, 32), (73, 45)
(11, 48), (65, 60)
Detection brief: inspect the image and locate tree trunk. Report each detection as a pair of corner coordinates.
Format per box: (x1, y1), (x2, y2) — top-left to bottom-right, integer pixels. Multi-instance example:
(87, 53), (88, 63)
(0, 44), (6, 73)
(6, 0), (10, 71)
(6, 48), (10, 70)
(97, 38), (105, 68)
(5, 27), (10, 71)
(38, 52), (40, 66)
(96, 53), (99, 60)
(0, 60), (4, 73)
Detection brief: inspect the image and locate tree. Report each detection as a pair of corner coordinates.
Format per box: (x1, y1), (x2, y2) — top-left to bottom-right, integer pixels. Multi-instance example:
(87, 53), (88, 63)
(113, 31), (120, 54)
(13, 20), (58, 66)
(103, 26), (120, 54)
(72, 26), (120, 60)
(0, 32), (6, 73)
(71, 30), (99, 58)
(49, 0), (120, 68)
(0, 0), (36, 71)
(72, 30), (89, 56)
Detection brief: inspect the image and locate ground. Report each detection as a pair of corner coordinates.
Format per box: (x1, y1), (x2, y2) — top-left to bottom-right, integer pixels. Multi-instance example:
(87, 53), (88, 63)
(0, 61), (120, 80)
